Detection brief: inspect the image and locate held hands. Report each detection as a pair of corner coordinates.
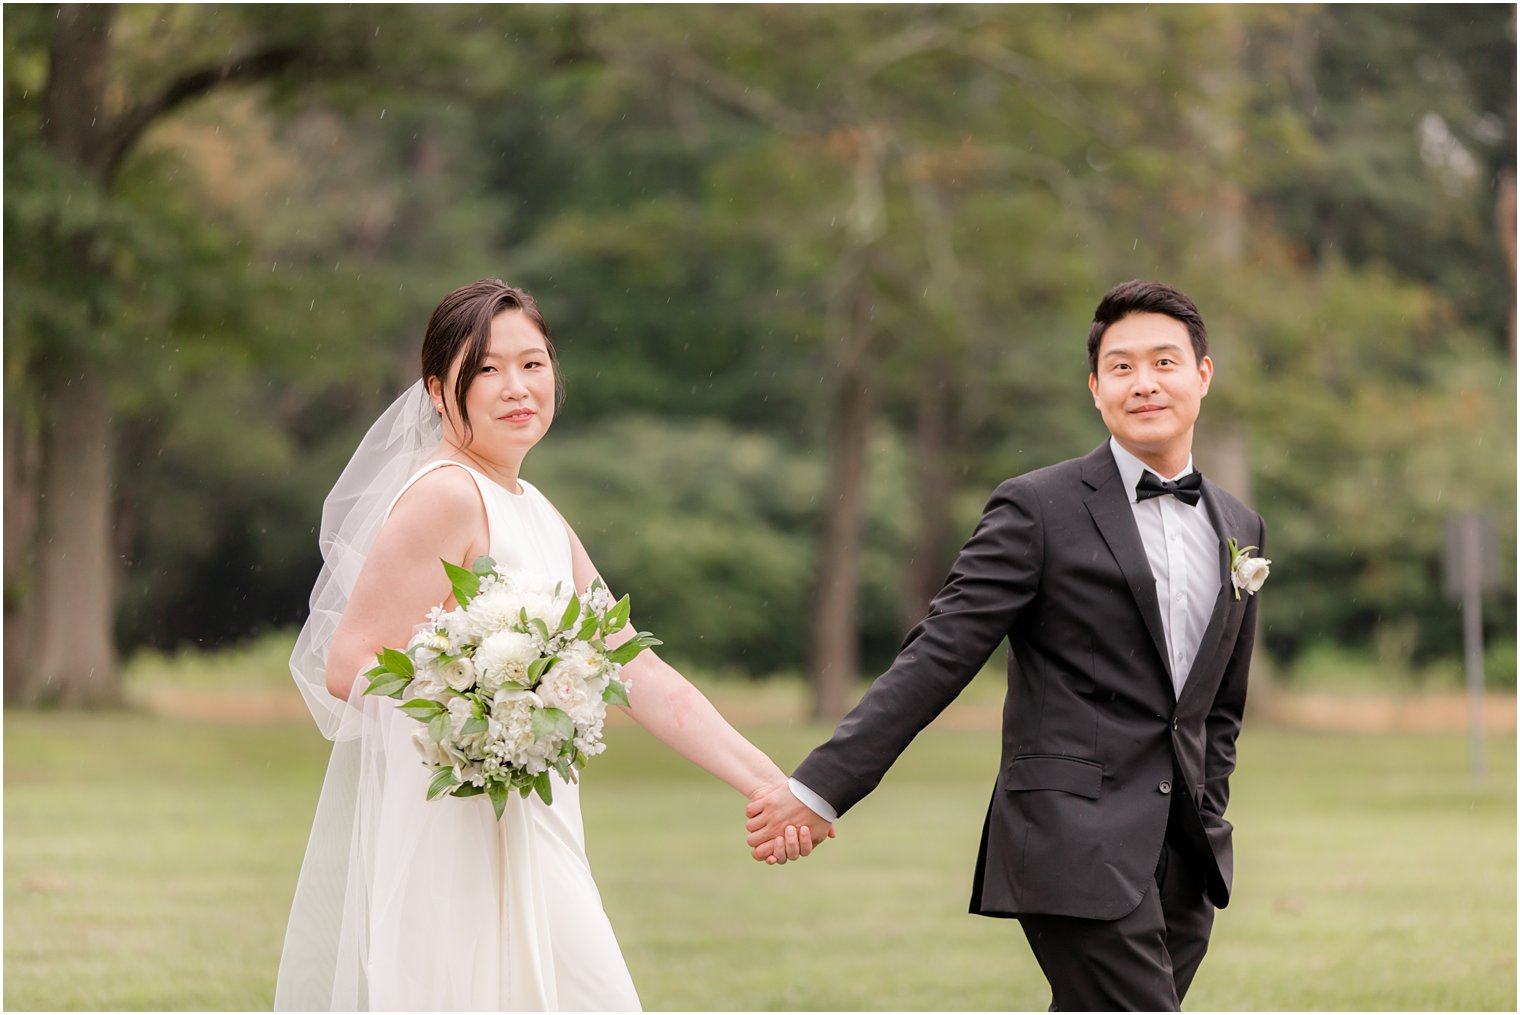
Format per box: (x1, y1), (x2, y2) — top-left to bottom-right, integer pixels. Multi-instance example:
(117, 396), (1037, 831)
(745, 781), (835, 865)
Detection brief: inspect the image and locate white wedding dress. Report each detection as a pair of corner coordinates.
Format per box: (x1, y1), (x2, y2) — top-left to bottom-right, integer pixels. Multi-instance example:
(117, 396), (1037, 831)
(277, 460), (641, 1012)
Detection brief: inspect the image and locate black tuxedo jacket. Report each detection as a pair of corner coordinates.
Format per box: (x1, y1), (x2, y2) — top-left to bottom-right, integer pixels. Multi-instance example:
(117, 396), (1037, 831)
(793, 441), (1266, 921)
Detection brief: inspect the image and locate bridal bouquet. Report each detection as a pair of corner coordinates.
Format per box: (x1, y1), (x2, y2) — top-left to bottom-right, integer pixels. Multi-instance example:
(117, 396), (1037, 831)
(363, 557), (660, 819)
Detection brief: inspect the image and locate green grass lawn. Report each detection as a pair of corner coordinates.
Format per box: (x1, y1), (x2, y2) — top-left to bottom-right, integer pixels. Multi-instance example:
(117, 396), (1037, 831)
(5, 687), (1515, 1010)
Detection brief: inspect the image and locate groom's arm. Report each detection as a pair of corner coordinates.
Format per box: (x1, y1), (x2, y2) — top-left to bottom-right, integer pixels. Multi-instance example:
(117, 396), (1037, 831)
(1200, 515), (1266, 824)
(778, 477), (1045, 826)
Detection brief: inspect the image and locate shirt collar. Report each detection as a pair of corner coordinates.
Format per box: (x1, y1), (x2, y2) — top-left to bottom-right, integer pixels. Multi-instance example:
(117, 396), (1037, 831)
(1108, 436), (1196, 506)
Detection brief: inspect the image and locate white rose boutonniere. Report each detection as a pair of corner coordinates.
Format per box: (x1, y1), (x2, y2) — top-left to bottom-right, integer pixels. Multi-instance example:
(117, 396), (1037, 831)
(1228, 537), (1270, 601)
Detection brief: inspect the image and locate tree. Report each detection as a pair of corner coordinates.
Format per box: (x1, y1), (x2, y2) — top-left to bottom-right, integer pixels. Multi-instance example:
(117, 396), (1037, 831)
(3, 4), (377, 705)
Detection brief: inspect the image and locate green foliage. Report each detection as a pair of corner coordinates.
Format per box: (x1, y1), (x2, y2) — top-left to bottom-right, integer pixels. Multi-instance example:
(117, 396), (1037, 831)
(4, 5), (1514, 689)
(526, 415), (914, 675)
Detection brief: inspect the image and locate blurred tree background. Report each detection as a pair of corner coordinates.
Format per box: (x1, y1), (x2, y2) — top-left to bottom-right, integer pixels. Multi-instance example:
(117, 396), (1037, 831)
(5, 4), (1515, 714)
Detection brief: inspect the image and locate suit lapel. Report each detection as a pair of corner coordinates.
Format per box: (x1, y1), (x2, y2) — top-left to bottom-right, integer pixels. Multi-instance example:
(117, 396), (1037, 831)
(1176, 480), (1240, 709)
(1081, 444), (1174, 692)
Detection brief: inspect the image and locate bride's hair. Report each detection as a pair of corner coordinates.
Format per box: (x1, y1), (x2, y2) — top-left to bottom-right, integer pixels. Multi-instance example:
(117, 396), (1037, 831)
(421, 279), (565, 441)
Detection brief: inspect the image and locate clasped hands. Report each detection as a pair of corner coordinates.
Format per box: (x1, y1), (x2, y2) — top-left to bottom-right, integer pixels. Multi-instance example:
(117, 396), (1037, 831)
(745, 781), (835, 865)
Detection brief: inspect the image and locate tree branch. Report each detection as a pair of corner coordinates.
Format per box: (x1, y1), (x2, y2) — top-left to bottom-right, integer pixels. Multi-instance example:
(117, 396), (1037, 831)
(103, 45), (345, 183)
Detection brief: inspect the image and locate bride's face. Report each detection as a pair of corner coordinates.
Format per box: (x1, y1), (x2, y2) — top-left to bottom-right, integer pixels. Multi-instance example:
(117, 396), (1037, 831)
(432, 310), (557, 458)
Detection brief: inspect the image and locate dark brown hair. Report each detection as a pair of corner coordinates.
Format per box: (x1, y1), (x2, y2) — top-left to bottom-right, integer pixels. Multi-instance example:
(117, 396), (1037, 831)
(1086, 280), (1208, 375)
(420, 279), (564, 443)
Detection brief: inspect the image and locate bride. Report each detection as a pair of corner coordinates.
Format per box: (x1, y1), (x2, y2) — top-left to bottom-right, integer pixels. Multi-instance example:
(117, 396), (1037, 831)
(276, 279), (824, 1011)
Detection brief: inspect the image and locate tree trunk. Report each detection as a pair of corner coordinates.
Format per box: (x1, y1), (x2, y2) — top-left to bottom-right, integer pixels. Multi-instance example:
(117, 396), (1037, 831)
(12, 4), (123, 706)
(899, 358), (955, 635)
(4, 407), (41, 689)
(807, 293), (876, 721)
(1497, 167), (1516, 361)
(16, 370), (121, 706)
(807, 127), (887, 721)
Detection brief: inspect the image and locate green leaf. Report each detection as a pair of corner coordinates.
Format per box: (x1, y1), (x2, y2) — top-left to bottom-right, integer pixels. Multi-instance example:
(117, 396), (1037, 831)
(364, 674), (409, 698)
(603, 594), (631, 633)
(428, 711), (448, 744)
(487, 782), (509, 820)
(557, 593), (582, 634)
(427, 767), (460, 800)
(554, 757), (573, 784)
(399, 698), (445, 719)
(379, 647), (415, 679)
(606, 633), (659, 666)
(460, 715), (489, 736)
(364, 663), (388, 678)
(527, 655), (553, 683)
(530, 617), (551, 643)
(576, 615), (600, 641)
(470, 555), (497, 578)
(533, 771), (554, 806)
(442, 559), (480, 606)
(602, 678), (631, 708)
(531, 706), (574, 742)
(451, 782), (485, 798)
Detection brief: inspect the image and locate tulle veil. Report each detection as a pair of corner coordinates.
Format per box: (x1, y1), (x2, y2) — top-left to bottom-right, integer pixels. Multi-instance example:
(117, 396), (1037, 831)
(274, 380), (439, 1009)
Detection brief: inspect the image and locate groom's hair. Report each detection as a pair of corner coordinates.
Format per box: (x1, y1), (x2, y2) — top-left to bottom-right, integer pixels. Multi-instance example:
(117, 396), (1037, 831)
(421, 279), (566, 443)
(1086, 280), (1208, 375)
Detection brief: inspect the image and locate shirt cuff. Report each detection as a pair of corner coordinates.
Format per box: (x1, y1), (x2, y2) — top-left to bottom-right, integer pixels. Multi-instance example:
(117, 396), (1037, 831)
(788, 778), (839, 823)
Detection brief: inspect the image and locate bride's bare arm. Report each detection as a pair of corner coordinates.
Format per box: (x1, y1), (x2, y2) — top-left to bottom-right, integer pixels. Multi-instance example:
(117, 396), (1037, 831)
(325, 467), (488, 700)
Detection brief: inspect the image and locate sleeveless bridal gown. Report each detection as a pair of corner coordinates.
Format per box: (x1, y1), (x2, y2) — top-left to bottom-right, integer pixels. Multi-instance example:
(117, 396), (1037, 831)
(284, 460), (641, 1012)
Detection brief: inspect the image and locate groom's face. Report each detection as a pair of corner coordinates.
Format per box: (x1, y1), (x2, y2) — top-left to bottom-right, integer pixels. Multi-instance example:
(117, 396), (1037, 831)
(1088, 312), (1213, 461)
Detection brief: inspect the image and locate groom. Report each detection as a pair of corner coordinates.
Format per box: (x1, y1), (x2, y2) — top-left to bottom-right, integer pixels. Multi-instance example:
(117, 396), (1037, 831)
(748, 280), (1268, 1010)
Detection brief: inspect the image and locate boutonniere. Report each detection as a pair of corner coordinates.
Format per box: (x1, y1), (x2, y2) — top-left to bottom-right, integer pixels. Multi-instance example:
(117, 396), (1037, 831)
(1228, 537), (1271, 601)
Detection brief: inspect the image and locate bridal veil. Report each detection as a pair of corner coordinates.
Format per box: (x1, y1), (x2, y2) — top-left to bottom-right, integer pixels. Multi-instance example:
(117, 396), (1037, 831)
(275, 381), (439, 1009)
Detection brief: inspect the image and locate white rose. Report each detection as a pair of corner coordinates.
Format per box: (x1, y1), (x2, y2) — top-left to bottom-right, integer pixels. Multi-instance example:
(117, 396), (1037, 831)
(474, 630), (540, 693)
(408, 673), (451, 700)
(538, 667), (590, 715)
(1232, 553), (1271, 596)
(410, 727), (451, 769)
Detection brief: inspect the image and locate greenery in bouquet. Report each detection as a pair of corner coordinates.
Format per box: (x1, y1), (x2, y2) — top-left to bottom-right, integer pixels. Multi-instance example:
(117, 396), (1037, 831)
(363, 557), (660, 819)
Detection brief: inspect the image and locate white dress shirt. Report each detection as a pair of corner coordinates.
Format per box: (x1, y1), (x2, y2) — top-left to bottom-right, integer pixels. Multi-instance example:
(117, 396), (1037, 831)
(789, 438), (1222, 825)
(1106, 436), (1221, 701)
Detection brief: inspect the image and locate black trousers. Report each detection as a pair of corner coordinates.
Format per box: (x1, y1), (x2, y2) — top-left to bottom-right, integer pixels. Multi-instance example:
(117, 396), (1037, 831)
(1017, 789), (1216, 1011)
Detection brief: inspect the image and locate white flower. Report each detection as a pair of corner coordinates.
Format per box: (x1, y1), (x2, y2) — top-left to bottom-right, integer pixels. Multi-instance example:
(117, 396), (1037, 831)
(582, 583), (615, 616)
(1228, 538), (1271, 600)
(410, 727), (452, 769)
(490, 688), (560, 772)
(554, 641), (605, 684)
(474, 630), (540, 693)
(444, 695), (493, 759)
(539, 666), (591, 715)
(437, 654), (478, 692)
(464, 585), (525, 639)
(407, 629), (451, 667)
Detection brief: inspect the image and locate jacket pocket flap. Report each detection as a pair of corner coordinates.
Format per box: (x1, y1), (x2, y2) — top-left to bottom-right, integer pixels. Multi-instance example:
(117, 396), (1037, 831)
(1005, 754), (1103, 799)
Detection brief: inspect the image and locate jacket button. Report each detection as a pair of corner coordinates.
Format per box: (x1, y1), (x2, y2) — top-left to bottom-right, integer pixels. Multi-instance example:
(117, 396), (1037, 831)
(1172, 717), (1180, 731)
(1159, 780), (1172, 794)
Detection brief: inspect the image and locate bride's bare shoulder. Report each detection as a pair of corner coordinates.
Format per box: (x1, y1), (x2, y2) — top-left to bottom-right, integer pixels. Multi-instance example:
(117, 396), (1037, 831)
(388, 462), (486, 526)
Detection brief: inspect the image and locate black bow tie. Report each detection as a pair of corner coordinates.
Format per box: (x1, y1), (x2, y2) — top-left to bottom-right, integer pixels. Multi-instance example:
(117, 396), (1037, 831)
(1135, 470), (1203, 507)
